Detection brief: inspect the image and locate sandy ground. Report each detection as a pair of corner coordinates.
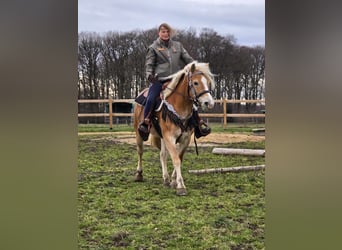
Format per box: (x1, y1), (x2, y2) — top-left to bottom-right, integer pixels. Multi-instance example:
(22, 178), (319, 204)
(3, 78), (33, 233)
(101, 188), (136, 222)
(78, 131), (265, 147)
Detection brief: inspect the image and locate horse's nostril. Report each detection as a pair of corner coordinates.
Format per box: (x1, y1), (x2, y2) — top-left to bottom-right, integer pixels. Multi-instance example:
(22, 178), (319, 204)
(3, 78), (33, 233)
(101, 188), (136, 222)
(204, 102), (209, 106)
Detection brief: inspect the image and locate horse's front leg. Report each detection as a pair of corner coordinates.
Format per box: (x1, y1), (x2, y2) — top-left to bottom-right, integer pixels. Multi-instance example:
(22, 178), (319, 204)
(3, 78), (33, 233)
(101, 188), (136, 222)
(170, 168), (177, 189)
(163, 134), (187, 195)
(170, 133), (191, 190)
(160, 139), (170, 186)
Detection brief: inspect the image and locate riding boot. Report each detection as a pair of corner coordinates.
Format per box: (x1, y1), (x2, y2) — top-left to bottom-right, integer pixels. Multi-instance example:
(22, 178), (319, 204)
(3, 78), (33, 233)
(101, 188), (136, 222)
(138, 114), (151, 141)
(193, 110), (211, 138)
(138, 76), (162, 141)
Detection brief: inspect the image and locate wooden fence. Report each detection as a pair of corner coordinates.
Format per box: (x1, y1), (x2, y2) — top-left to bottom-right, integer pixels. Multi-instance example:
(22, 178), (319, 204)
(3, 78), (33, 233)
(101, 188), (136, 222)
(78, 99), (265, 129)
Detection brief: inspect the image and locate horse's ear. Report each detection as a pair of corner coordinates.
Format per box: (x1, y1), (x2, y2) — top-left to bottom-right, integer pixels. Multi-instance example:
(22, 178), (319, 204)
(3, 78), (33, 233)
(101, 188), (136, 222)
(190, 63), (196, 73)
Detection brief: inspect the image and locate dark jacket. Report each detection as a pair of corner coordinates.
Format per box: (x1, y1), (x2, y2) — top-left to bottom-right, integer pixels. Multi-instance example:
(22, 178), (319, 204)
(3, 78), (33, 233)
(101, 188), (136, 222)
(145, 38), (194, 79)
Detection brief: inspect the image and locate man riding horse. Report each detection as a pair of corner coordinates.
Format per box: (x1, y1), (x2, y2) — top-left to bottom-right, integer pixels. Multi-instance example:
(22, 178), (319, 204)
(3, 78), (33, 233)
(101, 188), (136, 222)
(138, 23), (211, 141)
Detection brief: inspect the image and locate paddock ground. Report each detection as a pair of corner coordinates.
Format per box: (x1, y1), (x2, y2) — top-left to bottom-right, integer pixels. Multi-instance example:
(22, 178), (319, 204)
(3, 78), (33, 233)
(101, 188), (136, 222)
(78, 133), (265, 249)
(78, 131), (265, 147)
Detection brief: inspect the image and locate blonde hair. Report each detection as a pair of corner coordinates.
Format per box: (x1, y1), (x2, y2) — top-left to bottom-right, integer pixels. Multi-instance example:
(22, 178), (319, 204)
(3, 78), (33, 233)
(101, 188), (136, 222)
(158, 23), (176, 36)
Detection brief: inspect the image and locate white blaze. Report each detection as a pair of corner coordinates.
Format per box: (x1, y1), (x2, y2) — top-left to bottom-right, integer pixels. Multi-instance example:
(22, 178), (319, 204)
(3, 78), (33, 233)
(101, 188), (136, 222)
(199, 76), (214, 109)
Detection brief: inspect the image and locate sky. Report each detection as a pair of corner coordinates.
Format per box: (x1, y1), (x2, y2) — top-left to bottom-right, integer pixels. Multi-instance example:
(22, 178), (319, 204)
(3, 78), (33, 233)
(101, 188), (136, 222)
(78, 0), (264, 47)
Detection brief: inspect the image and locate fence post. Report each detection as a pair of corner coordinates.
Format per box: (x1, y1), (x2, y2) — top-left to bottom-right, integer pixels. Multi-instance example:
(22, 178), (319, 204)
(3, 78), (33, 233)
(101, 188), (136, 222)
(223, 98), (227, 128)
(109, 98), (113, 130)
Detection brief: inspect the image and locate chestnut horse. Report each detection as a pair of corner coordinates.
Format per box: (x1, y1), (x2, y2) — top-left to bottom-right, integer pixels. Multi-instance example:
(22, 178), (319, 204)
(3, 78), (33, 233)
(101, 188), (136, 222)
(133, 62), (215, 195)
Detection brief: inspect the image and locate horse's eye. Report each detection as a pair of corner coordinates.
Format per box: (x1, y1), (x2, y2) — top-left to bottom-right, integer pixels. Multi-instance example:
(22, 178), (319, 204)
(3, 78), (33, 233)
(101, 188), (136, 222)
(193, 81), (199, 86)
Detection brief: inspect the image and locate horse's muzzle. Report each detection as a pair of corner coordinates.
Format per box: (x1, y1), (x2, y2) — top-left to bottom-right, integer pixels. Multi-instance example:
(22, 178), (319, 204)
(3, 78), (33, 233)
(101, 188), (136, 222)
(200, 97), (215, 110)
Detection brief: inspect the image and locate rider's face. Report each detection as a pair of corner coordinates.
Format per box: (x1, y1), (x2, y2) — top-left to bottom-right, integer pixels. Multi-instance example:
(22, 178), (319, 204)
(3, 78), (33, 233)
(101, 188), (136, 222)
(158, 27), (170, 41)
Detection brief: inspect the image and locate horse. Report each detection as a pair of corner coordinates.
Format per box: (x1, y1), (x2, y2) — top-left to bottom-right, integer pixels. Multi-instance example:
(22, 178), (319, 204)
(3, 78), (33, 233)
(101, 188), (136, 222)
(133, 62), (215, 195)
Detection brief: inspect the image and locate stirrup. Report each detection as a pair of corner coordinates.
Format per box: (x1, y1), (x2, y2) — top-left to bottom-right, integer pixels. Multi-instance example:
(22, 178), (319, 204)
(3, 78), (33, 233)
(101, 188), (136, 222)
(194, 121), (211, 138)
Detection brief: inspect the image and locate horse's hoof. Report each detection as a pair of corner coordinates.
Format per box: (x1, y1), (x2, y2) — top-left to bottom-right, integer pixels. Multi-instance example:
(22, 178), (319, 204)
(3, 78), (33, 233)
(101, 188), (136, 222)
(163, 180), (170, 187)
(176, 188), (187, 196)
(134, 173), (143, 182)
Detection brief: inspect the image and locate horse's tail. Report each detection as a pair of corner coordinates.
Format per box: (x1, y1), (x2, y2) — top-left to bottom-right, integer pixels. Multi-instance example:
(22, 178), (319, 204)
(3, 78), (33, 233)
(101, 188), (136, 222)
(150, 135), (161, 150)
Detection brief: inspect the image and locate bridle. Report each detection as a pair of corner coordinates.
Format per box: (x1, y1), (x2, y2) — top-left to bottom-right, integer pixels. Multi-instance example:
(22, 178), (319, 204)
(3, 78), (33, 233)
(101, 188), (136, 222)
(165, 71), (212, 107)
(187, 71), (212, 107)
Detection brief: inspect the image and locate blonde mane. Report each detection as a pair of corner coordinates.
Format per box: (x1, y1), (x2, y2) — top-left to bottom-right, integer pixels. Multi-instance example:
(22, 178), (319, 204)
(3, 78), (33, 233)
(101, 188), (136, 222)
(163, 61), (216, 99)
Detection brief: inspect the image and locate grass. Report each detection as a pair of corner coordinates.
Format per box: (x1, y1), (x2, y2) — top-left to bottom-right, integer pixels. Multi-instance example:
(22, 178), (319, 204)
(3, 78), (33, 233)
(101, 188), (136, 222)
(78, 124), (134, 133)
(78, 134), (265, 249)
(78, 122), (265, 134)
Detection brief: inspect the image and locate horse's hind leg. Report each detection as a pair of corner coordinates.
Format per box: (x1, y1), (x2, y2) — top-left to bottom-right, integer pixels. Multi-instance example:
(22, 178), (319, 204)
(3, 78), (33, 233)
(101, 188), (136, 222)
(134, 105), (144, 182)
(134, 134), (144, 182)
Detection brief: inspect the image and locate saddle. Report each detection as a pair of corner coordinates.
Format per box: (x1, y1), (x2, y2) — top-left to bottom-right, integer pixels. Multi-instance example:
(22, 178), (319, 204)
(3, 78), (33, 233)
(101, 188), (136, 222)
(134, 88), (164, 112)
(134, 88), (165, 138)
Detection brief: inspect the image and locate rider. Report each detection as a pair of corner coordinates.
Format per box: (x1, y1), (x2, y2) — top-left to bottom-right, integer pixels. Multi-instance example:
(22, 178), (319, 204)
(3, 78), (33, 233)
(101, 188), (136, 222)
(138, 23), (211, 141)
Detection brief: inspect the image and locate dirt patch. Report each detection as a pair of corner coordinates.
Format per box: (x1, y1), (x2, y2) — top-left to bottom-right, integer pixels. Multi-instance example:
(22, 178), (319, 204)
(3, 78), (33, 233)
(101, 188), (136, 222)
(78, 131), (264, 146)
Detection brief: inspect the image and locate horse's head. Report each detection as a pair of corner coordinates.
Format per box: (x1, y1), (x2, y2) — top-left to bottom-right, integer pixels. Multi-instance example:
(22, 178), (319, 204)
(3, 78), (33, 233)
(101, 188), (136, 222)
(186, 62), (215, 110)
(163, 61), (216, 110)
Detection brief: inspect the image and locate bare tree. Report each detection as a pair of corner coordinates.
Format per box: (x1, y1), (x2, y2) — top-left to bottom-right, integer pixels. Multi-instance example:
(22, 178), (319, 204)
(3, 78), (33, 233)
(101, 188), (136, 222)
(77, 28), (265, 105)
(174, 27), (200, 59)
(249, 46), (265, 100)
(78, 32), (102, 99)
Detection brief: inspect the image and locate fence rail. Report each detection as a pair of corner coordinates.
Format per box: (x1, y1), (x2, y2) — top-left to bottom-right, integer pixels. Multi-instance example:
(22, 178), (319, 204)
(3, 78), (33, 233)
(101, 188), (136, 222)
(78, 99), (265, 129)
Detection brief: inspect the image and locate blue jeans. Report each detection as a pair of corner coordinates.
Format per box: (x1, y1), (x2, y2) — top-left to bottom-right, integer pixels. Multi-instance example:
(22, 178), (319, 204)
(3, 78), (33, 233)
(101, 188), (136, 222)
(144, 81), (163, 119)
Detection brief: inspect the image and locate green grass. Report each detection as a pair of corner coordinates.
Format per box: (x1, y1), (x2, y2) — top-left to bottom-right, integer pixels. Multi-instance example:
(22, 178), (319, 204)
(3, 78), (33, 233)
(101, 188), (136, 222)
(78, 124), (134, 133)
(78, 135), (265, 249)
(78, 122), (264, 134)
